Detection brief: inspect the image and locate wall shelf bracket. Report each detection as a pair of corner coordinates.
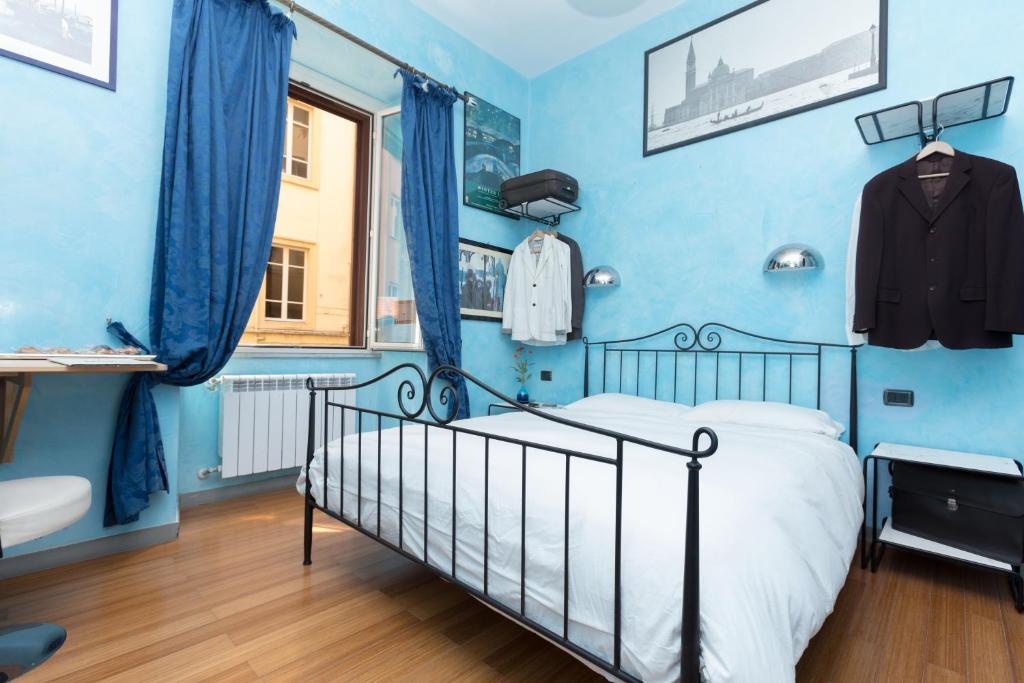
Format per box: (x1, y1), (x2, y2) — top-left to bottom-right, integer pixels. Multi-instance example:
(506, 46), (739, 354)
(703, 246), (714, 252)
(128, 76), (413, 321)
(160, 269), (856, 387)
(500, 197), (580, 228)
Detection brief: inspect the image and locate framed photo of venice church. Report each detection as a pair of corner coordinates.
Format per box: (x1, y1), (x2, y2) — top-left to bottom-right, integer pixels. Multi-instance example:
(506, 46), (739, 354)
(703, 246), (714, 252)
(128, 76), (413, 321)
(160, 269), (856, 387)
(643, 0), (886, 155)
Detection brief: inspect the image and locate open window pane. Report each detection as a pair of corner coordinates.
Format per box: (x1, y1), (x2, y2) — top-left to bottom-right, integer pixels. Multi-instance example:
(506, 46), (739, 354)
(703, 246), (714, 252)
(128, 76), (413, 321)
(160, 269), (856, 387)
(373, 111), (418, 345)
(243, 86), (367, 348)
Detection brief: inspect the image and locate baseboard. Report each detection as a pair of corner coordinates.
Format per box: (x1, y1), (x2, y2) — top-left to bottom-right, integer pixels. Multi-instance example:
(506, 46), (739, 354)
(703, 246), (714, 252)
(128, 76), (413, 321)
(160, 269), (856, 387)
(179, 471), (298, 510)
(0, 522), (179, 580)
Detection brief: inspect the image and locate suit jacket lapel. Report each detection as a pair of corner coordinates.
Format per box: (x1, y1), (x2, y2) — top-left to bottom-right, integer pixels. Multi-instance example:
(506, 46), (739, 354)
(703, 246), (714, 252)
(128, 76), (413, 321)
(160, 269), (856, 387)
(534, 236), (553, 280)
(897, 153), (973, 225)
(929, 153), (972, 223)
(897, 157), (934, 223)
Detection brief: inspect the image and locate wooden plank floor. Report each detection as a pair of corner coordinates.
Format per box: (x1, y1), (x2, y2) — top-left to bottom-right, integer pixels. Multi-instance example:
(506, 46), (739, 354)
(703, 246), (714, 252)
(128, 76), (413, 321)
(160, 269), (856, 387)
(1, 489), (1020, 682)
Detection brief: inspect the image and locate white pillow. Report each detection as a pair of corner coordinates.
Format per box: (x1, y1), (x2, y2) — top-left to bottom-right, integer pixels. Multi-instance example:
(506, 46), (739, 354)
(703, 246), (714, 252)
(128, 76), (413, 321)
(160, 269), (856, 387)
(565, 393), (690, 420)
(684, 400), (845, 439)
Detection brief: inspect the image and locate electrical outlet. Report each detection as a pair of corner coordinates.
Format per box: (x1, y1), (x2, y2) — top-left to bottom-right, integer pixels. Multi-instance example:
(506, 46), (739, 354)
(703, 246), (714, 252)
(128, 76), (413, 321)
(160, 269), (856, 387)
(540, 370), (552, 381)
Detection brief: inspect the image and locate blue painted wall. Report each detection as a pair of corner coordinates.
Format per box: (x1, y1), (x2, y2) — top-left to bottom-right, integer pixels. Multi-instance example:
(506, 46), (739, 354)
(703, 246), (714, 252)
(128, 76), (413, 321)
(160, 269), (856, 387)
(177, 0), (537, 495)
(526, 0), (1024, 484)
(8, 0), (1021, 559)
(0, 0), (533, 554)
(0, 1), (178, 556)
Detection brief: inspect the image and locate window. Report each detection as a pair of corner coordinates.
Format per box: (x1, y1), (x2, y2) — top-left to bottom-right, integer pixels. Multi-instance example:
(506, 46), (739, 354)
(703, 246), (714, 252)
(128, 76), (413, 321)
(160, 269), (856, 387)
(282, 100), (312, 179)
(241, 86), (418, 351)
(241, 84), (371, 348)
(264, 245), (306, 321)
(371, 111), (420, 347)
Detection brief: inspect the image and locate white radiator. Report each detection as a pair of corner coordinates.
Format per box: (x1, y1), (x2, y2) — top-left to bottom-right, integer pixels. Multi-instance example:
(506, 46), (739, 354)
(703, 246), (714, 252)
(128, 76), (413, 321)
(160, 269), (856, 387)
(219, 373), (356, 478)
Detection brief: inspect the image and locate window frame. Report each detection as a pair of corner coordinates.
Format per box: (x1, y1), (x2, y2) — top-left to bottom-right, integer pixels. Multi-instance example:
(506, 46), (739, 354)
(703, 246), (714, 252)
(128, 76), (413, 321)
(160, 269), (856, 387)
(238, 81), (372, 351)
(251, 237), (317, 333)
(263, 243), (308, 323)
(367, 105), (422, 351)
(282, 99), (318, 188)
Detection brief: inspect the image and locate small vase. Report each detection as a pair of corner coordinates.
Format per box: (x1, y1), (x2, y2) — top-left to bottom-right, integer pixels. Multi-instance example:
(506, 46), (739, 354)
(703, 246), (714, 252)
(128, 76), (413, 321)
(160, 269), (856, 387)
(516, 385), (530, 404)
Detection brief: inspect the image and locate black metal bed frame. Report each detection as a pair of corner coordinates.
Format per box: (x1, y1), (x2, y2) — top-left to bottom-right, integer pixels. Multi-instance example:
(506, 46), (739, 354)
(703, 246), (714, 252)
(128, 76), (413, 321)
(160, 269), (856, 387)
(301, 322), (860, 682)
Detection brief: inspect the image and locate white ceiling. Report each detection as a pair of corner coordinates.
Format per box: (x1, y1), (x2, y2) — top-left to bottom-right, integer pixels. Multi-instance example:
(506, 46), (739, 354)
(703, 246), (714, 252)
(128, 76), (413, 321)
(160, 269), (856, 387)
(410, 0), (689, 78)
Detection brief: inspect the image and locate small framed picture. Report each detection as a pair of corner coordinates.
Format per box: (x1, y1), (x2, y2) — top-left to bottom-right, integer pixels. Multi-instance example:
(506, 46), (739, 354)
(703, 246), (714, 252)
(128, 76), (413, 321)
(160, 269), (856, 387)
(463, 93), (521, 216)
(458, 238), (512, 322)
(0, 0), (118, 90)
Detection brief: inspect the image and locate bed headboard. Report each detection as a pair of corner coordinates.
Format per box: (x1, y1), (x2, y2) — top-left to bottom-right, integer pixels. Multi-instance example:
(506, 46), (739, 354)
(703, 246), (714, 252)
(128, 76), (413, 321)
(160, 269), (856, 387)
(583, 322), (861, 452)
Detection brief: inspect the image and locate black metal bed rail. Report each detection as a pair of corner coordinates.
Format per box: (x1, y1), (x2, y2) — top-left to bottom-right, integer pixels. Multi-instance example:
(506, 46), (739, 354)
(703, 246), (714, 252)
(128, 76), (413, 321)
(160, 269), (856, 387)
(584, 322), (860, 453)
(302, 362), (717, 683)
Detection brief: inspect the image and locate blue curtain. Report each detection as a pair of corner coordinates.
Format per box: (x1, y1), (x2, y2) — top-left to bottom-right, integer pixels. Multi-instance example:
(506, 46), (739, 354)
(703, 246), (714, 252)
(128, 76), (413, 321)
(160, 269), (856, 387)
(398, 70), (470, 419)
(105, 0), (294, 526)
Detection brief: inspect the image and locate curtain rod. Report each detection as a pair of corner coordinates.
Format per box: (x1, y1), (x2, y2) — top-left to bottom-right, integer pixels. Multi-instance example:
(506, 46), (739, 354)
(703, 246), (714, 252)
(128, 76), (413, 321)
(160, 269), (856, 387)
(275, 0), (469, 103)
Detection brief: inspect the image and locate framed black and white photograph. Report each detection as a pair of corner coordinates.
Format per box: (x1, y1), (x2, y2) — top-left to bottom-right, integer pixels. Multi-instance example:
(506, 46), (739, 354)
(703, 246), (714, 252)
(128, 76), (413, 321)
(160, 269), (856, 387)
(458, 238), (512, 322)
(463, 93), (521, 216)
(0, 0), (118, 90)
(644, 0), (886, 155)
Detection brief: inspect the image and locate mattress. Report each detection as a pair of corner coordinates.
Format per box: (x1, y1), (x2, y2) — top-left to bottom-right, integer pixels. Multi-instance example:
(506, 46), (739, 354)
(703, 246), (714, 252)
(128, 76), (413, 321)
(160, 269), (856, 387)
(297, 398), (863, 683)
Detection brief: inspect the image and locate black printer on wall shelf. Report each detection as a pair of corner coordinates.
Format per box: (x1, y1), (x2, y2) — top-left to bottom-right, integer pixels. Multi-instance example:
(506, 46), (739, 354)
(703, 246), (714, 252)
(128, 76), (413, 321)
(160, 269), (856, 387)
(499, 169), (580, 227)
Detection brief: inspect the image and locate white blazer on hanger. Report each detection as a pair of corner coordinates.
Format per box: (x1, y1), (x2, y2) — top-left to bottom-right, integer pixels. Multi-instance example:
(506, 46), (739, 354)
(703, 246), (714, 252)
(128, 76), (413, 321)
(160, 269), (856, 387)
(502, 234), (572, 345)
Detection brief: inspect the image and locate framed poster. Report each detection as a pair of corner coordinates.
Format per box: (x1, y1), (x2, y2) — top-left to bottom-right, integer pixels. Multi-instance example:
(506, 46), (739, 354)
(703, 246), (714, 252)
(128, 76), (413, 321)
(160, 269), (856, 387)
(458, 238), (512, 322)
(463, 93), (521, 216)
(0, 0), (117, 90)
(644, 0), (886, 155)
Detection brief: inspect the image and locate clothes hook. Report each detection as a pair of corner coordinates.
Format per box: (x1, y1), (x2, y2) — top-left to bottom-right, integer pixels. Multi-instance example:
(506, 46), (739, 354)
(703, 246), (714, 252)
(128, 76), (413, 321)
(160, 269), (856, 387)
(287, 0), (295, 18)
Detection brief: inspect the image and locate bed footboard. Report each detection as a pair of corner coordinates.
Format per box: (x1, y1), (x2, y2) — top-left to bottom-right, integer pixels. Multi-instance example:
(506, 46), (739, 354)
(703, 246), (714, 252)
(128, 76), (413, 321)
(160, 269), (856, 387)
(301, 362), (717, 683)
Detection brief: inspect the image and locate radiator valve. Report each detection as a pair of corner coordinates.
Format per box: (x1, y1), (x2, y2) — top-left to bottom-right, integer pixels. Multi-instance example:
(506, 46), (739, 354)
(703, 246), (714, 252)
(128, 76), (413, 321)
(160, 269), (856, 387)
(197, 465), (222, 480)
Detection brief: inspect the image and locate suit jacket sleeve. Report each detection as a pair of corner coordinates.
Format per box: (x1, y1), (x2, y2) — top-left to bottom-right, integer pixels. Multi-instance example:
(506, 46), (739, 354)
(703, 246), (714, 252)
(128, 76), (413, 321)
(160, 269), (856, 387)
(562, 244), (573, 333)
(985, 168), (1024, 333)
(568, 239), (584, 332)
(853, 191), (884, 333)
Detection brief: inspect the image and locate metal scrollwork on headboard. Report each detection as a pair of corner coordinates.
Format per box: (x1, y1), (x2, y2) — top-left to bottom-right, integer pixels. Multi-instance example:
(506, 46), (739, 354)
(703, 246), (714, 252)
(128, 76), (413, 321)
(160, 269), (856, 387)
(306, 363), (429, 419)
(672, 324), (698, 351)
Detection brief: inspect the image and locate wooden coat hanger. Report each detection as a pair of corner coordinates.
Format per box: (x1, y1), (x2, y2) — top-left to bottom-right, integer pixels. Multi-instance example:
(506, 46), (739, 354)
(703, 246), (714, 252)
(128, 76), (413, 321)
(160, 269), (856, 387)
(528, 227), (546, 253)
(916, 125), (954, 179)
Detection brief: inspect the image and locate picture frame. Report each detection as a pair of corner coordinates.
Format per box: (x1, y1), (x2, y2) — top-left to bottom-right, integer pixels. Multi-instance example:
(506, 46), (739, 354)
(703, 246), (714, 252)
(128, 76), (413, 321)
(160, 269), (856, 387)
(458, 238), (513, 322)
(463, 93), (521, 217)
(643, 0), (887, 155)
(0, 0), (118, 90)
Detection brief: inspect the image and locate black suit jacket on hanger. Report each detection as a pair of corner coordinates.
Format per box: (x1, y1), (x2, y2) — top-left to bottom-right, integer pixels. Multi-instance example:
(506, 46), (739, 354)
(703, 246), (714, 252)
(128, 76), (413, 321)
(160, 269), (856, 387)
(854, 152), (1024, 349)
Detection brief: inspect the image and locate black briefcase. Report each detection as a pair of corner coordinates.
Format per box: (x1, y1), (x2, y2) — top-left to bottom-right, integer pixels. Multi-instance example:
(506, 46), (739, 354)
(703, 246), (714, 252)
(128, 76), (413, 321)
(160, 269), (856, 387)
(499, 170), (578, 209)
(891, 462), (1024, 565)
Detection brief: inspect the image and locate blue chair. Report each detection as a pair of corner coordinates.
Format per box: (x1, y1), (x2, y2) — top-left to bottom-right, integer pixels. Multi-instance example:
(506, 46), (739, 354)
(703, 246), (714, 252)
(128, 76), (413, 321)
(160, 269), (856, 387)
(0, 476), (91, 681)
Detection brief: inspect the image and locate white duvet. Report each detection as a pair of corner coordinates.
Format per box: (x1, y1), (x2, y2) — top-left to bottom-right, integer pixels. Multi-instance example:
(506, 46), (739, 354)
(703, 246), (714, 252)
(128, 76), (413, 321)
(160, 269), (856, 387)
(297, 399), (863, 683)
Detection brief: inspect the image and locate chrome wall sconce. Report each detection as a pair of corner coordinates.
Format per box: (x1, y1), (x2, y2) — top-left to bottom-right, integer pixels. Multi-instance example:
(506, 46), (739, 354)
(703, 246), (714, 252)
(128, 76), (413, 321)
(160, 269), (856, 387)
(763, 244), (823, 273)
(583, 266), (621, 288)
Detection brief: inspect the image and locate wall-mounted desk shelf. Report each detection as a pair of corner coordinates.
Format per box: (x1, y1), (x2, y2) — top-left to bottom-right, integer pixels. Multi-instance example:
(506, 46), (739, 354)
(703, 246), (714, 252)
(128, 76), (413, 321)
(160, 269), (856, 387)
(0, 357), (166, 463)
(500, 197), (580, 227)
(855, 76), (1014, 146)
